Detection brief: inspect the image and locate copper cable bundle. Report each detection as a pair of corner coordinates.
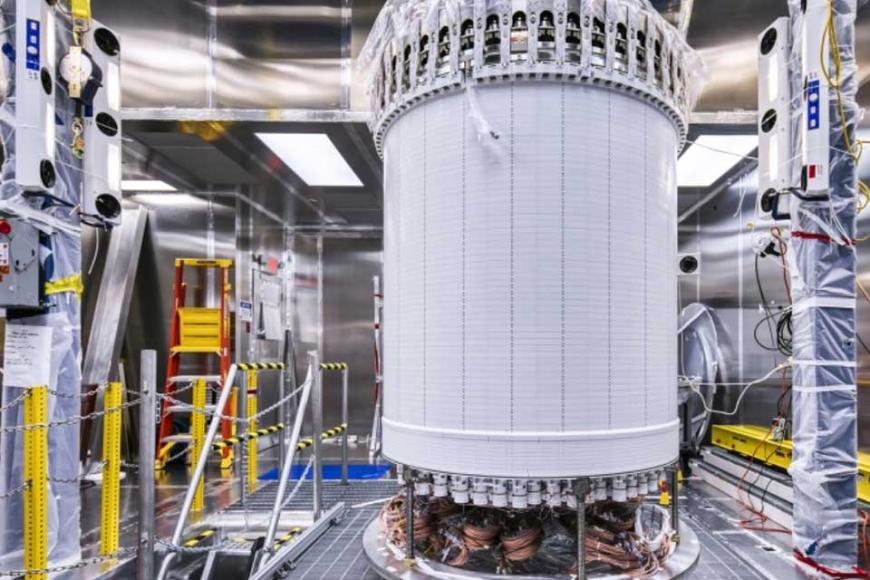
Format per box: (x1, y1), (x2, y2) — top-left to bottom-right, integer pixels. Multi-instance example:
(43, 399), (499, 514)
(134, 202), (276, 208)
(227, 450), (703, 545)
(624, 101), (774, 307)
(380, 493), (674, 576)
(463, 521), (501, 551)
(501, 526), (542, 562)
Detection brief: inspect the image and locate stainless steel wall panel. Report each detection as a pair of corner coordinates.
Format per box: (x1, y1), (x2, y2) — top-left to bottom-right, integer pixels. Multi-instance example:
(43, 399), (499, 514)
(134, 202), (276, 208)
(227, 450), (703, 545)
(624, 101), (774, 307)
(213, 0), (343, 109)
(92, 0), (210, 108)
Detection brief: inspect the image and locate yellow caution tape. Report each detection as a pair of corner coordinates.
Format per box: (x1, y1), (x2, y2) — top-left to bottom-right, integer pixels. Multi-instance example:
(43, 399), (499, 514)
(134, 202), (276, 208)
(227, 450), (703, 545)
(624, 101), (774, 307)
(319, 362), (348, 371)
(45, 273), (83, 298)
(237, 362), (286, 371)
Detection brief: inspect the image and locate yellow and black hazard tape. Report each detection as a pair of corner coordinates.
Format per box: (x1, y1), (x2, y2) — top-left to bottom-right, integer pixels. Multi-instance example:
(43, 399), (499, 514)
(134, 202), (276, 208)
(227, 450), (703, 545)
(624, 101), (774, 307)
(183, 528), (216, 548)
(295, 423), (348, 451)
(237, 362), (286, 371)
(213, 423), (285, 451)
(319, 362), (348, 371)
(274, 527), (303, 549)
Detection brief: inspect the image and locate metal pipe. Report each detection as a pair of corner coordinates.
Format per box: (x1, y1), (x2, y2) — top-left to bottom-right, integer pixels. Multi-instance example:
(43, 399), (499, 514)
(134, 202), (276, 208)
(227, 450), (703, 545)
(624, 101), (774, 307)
(259, 353), (317, 569)
(157, 364), (239, 580)
(312, 356), (324, 520)
(278, 366), (286, 472)
(669, 466), (680, 541)
(403, 467), (415, 563)
(137, 350), (157, 580)
(576, 479), (589, 580)
(341, 367), (349, 485)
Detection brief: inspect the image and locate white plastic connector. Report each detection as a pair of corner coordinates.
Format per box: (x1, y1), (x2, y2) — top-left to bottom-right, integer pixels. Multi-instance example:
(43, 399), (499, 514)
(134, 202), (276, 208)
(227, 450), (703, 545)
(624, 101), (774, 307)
(546, 480), (562, 507)
(451, 476), (470, 504)
(594, 479), (608, 501)
(472, 478), (489, 505)
(433, 473), (449, 497)
(626, 475), (639, 500)
(491, 480), (508, 508)
(527, 480), (542, 505)
(511, 480), (528, 509)
(611, 477), (627, 502)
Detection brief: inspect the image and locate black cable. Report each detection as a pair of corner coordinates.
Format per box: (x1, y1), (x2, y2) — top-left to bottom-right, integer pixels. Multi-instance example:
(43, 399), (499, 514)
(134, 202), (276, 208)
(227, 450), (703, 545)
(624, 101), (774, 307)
(754, 255), (778, 351)
(858, 332), (870, 356)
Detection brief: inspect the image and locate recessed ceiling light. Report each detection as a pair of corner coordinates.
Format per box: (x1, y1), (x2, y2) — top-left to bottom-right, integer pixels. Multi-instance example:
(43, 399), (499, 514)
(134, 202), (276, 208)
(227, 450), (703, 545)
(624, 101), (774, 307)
(121, 179), (177, 192)
(678, 135), (758, 188)
(130, 193), (203, 206)
(255, 133), (363, 187)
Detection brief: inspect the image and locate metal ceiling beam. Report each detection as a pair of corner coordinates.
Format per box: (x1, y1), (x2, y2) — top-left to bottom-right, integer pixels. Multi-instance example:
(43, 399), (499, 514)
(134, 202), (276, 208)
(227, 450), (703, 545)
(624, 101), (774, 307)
(122, 108), (370, 123)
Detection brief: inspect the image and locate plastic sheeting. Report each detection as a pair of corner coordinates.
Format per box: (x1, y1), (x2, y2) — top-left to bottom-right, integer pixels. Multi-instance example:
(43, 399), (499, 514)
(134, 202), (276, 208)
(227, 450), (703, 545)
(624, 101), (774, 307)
(0, 4), (83, 569)
(359, 0), (705, 143)
(787, 0), (859, 571)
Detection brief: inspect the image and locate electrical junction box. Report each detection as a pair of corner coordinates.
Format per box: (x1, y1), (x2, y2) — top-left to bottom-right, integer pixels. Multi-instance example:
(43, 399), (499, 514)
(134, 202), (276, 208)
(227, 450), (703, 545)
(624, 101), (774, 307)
(15, 0), (56, 191)
(0, 219), (42, 309)
(82, 22), (122, 227)
(757, 17), (795, 219)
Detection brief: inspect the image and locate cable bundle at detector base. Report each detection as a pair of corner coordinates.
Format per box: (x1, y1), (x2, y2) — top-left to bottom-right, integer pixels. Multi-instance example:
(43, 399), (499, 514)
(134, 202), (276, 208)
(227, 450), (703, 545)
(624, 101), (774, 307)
(379, 495), (675, 577)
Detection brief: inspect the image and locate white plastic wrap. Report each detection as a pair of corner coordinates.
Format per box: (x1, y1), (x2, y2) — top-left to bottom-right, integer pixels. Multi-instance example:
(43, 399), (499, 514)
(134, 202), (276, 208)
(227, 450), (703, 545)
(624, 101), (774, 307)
(0, 4), (83, 568)
(359, 0), (705, 147)
(381, 81), (680, 478)
(786, 0), (860, 571)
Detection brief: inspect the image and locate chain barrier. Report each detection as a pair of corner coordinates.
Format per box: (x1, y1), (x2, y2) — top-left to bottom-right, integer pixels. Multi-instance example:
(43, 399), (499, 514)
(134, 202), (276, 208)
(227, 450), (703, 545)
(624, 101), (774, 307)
(159, 383), (302, 427)
(154, 538), (238, 554)
(0, 547), (139, 577)
(0, 390), (30, 413)
(0, 481), (30, 501)
(0, 398), (141, 434)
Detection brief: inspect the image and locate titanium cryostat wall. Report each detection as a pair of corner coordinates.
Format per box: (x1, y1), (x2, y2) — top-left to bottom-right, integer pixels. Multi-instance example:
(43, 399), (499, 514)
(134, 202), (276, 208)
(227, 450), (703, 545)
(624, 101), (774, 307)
(381, 82), (679, 478)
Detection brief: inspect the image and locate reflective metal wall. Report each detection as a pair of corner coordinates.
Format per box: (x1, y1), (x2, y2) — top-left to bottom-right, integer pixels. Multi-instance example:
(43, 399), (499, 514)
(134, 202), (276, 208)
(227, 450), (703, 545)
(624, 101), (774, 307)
(679, 142), (870, 447)
(83, 192), (382, 449)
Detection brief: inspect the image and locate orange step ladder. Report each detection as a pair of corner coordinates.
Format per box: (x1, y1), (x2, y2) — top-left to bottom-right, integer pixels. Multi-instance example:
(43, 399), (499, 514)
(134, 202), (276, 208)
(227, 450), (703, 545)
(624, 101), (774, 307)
(156, 258), (235, 469)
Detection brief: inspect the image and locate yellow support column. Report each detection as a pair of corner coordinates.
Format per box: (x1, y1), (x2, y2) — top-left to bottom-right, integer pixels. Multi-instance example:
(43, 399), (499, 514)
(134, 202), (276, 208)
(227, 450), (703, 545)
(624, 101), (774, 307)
(100, 382), (122, 557)
(23, 386), (48, 580)
(190, 378), (206, 512)
(246, 371), (258, 494)
(221, 386), (238, 470)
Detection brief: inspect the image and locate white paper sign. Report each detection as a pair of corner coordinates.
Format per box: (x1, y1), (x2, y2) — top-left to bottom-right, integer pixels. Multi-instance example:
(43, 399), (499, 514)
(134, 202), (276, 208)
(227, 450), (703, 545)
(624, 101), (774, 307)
(4, 324), (53, 387)
(239, 300), (253, 323)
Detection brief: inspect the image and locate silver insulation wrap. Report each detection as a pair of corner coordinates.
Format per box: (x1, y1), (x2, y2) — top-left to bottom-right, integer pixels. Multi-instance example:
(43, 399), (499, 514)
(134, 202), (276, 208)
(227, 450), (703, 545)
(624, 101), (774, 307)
(787, 0), (859, 570)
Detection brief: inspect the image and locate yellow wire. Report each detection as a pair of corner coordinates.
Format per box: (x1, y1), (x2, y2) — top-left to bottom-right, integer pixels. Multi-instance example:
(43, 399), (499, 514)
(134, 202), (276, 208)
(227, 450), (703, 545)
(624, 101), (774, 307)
(819, 0), (870, 231)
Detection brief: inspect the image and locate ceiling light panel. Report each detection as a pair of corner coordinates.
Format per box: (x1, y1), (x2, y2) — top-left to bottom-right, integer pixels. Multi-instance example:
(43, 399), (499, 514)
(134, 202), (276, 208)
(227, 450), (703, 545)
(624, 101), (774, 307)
(255, 133), (363, 187)
(121, 179), (177, 192)
(677, 135), (758, 188)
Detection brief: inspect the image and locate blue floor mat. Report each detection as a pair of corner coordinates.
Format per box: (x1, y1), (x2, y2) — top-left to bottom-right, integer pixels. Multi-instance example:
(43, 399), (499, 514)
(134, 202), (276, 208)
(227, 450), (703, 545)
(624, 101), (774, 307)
(260, 464), (391, 481)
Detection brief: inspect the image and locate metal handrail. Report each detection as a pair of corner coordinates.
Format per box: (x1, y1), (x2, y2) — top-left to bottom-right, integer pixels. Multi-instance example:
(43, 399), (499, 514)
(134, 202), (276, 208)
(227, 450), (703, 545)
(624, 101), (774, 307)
(257, 351), (318, 570)
(156, 363), (239, 580)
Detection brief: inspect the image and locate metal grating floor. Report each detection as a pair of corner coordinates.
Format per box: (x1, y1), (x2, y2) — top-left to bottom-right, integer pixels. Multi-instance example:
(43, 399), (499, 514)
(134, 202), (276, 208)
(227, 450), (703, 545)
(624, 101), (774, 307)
(225, 479), (400, 512)
(278, 478), (806, 580)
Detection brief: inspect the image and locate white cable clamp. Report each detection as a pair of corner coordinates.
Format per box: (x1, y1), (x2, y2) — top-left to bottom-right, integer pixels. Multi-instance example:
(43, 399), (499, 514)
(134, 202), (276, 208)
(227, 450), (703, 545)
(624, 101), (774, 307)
(792, 384), (857, 393)
(792, 296), (856, 315)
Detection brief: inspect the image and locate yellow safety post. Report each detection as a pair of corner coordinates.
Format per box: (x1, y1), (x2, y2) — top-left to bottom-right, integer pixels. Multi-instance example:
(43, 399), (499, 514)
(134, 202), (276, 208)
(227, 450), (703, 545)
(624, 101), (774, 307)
(100, 382), (122, 557)
(221, 386), (238, 470)
(190, 378), (206, 512)
(23, 386), (48, 580)
(246, 370), (258, 494)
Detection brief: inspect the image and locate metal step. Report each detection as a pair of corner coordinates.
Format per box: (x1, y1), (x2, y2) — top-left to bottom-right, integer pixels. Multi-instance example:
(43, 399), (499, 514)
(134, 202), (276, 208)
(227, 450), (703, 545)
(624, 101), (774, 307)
(165, 405), (217, 414)
(169, 375), (222, 385)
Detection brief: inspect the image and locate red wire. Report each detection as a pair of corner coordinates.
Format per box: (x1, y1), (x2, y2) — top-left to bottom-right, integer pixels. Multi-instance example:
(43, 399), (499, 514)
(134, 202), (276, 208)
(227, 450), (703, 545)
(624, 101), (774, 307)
(793, 549), (869, 579)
